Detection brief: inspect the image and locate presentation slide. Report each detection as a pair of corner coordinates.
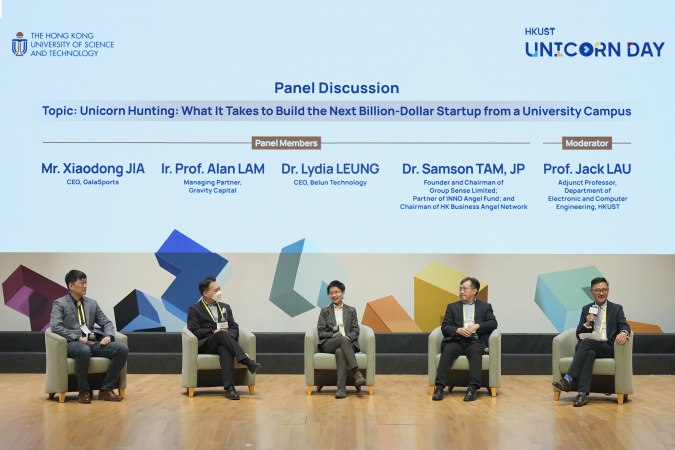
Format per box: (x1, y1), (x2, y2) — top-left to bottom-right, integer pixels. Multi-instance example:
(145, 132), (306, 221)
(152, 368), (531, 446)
(1, 1), (673, 334)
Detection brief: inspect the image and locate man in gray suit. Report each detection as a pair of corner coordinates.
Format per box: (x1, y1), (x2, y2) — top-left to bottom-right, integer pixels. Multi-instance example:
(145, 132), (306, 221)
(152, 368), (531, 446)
(50, 270), (129, 404)
(316, 280), (366, 398)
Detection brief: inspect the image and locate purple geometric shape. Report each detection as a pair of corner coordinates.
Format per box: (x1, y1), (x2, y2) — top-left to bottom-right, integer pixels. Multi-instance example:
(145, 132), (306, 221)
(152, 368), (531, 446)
(2, 265), (68, 331)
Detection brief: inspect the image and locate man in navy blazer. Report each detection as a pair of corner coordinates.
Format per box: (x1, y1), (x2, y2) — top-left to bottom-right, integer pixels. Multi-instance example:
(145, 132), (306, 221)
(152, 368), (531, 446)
(187, 276), (261, 400)
(432, 277), (497, 402)
(316, 280), (366, 399)
(50, 270), (129, 404)
(553, 277), (631, 407)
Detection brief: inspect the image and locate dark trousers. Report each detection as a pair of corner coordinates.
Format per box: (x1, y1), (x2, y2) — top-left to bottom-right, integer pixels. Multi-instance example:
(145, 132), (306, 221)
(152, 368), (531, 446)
(320, 336), (358, 388)
(199, 331), (248, 388)
(435, 339), (485, 389)
(566, 339), (614, 393)
(67, 340), (129, 392)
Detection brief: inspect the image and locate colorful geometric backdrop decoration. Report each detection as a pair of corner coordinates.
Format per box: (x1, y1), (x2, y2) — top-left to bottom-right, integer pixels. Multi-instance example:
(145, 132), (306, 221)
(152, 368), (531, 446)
(534, 266), (602, 332)
(2, 265), (68, 331)
(626, 321), (663, 333)
(362, 295), (422, 333)
(414, 262), (488, 333)
(155, 229), (232, 323)
(269, 238), (349, 317)
(114, 289), (166, 332)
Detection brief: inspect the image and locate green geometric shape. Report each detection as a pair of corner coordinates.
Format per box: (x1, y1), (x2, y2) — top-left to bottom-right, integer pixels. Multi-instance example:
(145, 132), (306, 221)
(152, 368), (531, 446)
(269, 239), (349, 317)
(534, 266), (603, 332)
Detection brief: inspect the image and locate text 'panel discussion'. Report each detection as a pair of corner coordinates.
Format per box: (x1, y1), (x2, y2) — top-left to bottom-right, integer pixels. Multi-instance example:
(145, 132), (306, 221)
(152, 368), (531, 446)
(1, 1), (674, 449)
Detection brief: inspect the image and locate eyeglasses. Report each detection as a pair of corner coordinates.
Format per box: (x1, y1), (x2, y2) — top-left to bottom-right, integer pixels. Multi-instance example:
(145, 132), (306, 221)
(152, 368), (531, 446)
(328, 291), (342, 296)
(591, 288), (609, 294)
(459, 287), (476, 292)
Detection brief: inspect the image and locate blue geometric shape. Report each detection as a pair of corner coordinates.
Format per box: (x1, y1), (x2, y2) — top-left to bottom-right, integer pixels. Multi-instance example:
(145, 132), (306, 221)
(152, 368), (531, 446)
(114, 289), (165, 332)
(155, 230), (229, 322)
(534, 266), (604, 332)
(269, 238), (349, 317)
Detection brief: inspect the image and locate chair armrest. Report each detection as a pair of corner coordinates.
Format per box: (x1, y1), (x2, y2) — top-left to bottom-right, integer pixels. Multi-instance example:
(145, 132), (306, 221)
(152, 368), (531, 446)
(428, 327), (443, 386)
(238, 327), (256, 360)
(181, 327), (199, 388)
(359, 324), (376, 385)
(114, 332), (128, 388)
(614, 331), (634, 394)
(488, 329), (501, 388)
(304, 327), (318, 385)
(552, 328), (577, 380)
(44, 328), (69, 394)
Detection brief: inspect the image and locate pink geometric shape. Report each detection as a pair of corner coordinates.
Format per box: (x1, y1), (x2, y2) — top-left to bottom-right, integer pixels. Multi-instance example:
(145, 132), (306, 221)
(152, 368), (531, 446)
(2, 265), (68, 331)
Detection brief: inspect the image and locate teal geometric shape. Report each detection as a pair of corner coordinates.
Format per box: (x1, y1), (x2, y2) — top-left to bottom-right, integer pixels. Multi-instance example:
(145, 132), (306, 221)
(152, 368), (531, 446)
(269, 238), (349, 317)
(535, 266), (604, 332)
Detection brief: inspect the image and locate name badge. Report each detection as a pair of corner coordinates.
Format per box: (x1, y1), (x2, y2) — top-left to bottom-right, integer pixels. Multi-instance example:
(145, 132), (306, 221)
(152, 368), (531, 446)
(218, 320), (228, 330)
(80, 324), (91, 335)
(589, 306), (599, 315)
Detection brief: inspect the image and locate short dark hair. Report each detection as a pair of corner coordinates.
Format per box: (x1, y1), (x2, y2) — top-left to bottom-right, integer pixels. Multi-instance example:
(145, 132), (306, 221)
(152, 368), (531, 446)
(326, 280), (345, 293)
(590, 277), (608, 288)
(199, 276), (217, 295)
(65, 270), (87, 288)
(460, 276), (480, 291)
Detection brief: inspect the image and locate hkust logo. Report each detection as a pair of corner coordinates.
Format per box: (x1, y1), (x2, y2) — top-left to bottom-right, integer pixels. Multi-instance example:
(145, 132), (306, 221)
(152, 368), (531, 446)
(12, 32), (27, 56)
(525, 27), (664, 58)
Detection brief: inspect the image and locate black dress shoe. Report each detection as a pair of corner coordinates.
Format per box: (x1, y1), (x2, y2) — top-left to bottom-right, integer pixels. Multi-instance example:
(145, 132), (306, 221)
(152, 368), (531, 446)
(246, 360), (262, 374)
(464, 386), (478, 402)
(226, 386), (240, 400)
(553, 378), (571, 392)
(432, 385), (444, 401)
(573, 393), (588, 407)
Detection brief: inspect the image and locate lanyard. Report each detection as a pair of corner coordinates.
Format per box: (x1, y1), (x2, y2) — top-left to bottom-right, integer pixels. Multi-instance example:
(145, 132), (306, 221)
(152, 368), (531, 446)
(201, 298), (225, 323)
(463, 303), (475, 323)
(77, 303), (86, 326)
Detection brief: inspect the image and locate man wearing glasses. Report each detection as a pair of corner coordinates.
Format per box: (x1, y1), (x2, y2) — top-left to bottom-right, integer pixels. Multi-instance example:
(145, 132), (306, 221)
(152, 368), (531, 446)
(552, 277), (631, 407)
(432, 277), (497, 402)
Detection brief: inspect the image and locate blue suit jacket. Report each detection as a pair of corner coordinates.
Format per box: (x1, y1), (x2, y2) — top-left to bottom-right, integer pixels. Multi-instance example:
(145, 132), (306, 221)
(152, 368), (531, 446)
(575, 300), (631, 344)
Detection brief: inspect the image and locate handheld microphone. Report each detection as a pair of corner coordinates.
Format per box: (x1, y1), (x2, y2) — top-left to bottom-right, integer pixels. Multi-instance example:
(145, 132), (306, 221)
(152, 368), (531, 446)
(588, 305), (599, 330)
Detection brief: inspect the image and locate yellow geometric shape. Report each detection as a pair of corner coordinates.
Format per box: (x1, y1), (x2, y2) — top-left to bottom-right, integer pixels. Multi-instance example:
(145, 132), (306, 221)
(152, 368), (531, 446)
(362, 295), (422, 333)
(627, 321), (663, 333)
(595, 42), (601, 47)
(413, 262), (488, 332)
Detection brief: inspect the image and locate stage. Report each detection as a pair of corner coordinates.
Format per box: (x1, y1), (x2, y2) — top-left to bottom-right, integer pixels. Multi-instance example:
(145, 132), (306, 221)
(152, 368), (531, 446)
(1, 374), (672, 449)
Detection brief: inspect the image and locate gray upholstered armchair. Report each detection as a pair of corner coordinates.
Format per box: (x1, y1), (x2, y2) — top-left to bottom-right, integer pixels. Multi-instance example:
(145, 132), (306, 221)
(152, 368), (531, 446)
(552, 328), (634, 404)
(181, 326), (257, 397)
(428, 327), (501, 396)
(305, 324), (375, 395)
(44, 328), (128, 403)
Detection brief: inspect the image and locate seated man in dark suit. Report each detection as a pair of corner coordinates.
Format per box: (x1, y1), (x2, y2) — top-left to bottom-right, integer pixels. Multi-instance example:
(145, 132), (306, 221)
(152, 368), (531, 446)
(553, 277), (631, 407)
(50, 270), (129, 404)
(316, 280), (366, 399)
(187, 276), (262, 400)
(432, 276), (497, 402)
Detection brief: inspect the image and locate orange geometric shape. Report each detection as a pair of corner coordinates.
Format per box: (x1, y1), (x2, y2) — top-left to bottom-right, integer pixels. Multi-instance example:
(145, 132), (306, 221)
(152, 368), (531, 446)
(362, 295), (422, 333)
(627, 321), (663, 333)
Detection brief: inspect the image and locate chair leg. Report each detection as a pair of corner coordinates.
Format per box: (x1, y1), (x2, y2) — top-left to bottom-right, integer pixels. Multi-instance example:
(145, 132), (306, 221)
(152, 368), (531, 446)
(554, 391), (561, 401)
(248, 385), (255, 395)
(48, 393), (55, 399)
(59, 393), (66, 403)
(429, 386), (434, 396)
(188, 387), (195, 397)
(307, 386), (312, 396)
(490, 387), (497, 397)
(317, 385), (323, 392)
(617, 393), (624, 405)
(368, 386), (374, 395)
(119, 389), (125, 399)
(355, 385), (361, 392)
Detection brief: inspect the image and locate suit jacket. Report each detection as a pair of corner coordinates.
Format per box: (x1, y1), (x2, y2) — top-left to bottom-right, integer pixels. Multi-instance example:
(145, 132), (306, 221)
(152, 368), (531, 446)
(440, 299), (497, 348)
(317, 303), (360, 352)
(50, 293), (116, 342)
(575, 300), (631, 344)
(187, 299), (239, 348)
